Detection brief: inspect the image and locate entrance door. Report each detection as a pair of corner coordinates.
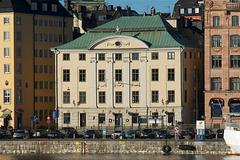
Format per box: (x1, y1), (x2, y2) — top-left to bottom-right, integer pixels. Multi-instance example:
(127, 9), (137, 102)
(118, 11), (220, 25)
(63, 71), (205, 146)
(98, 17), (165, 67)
(17, 114), (22, 129)
(80, 113), (86, 127)
(115, 114), (122, 127)
(3, 118), (9, 129)
(152, 112), (158, 127)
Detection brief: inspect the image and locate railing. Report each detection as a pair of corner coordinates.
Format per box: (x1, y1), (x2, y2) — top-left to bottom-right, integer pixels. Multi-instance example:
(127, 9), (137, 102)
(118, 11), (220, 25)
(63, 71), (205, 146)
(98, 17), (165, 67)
(226, 2), (240, 10)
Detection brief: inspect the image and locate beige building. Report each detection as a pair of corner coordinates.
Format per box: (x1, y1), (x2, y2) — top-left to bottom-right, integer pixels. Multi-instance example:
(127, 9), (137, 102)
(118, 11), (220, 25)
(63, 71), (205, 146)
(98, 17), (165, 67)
(204, 0), (240, 128)
(0, 0), (72, 129)
(53, 15), (203, 129)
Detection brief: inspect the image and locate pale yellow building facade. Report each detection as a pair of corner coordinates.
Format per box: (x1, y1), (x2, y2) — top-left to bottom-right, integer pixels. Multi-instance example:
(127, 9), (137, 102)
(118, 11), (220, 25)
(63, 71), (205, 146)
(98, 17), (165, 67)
(0, 0), (72, 129)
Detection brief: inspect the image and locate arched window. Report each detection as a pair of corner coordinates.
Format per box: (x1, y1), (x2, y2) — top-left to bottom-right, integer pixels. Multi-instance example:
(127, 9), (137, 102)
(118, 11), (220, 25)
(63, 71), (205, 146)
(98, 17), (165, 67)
(210, 98), (224, 117)
(229, 99), (240, 115)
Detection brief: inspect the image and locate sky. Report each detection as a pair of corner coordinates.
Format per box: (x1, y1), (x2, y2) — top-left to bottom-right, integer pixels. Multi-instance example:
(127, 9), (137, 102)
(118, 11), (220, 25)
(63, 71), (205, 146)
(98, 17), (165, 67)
(105, 0), (176, 14)
(60, 0), (177, 14)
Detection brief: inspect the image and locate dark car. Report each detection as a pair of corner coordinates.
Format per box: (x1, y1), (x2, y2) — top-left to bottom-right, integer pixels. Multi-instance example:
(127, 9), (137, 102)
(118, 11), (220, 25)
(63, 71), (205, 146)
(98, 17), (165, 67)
(155, 129), (172, 139)
(0, 129), (12, 139)
(32, 129), (47, 138)
(12, 129), (29, 139)
(123, 130), (135, 139)
(205, 129), (216, 139)
(47, 130), (65, 139)
(216, 129), (224, 139)
(83, 130), (102, 139)
(61, 127), (78, 138)
(140, 129), (156, 139)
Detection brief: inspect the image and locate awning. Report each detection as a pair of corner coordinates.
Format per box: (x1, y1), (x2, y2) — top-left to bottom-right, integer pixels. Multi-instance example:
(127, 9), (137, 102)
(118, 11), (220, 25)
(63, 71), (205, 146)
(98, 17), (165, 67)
(230, 103), (240, 113)
(211, 103), (223, 117)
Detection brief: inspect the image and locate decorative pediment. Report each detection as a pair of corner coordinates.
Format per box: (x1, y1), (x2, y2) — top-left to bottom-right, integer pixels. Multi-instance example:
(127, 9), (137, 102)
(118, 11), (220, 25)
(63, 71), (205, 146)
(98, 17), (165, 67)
(88, 35), (149, 50)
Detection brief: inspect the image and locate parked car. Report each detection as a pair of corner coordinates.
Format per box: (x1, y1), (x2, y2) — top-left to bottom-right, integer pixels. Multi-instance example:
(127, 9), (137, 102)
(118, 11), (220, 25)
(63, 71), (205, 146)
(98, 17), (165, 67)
(32, 129), (47, 138)
(0, 129), (12, 139)
(140, 129), (156, 139)
(111, 130), (123, 139)
(155, 129), (172, 139)
(123, 130), (135, 139)
(12, 129), (29, 139)
(61, 127), (78, 138)
(83, 130), (102, 139)
(216, 129), (224, 139)
(47, 130), (65, 139)
(205, 129), (216, 139)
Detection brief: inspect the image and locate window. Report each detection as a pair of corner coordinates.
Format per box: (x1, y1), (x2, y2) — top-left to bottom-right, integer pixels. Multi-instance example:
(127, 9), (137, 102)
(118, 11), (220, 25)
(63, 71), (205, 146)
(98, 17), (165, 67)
(151, 69), (159, 81)
(79, 69), (86, 81)
(152, 90), (159, 103)
(52, 4), (57, 12)
(195, 8), (199, 14)
(63, 91), (70, 104)
(213, 16), (220, 27)
(63, 69), (70, 82)
(63, 113), (70, 124)
(98, 69), (105, 82)
(212, 35), (221, 47)
(3, 89), (10, 104)
(230, 35), (240, 47)
(79, 53), (86, 60)
(230, 77), (240, 90)
(16, 17), (22, 25)
(98, 113), (105, 124)
(132, 53), (139, 60)
(4, 64), (10, 73)
(132, 113), (139, 123)
(180, 8), (185, 14)
(4, 17), (9, 24)
(79, 91), (86, 104)
(167, 52), (175, 60)
(16, 89), (23, 104)
(184, 90), (187, 103)
(4, 48), (9, 57)
(16, 32), (22, 41)
(232, 16), (239, 26)
(99, 91), (105, 103)
(168, 68), (175, 81)
(212, 56), (222, 68)
(115, 53), (122, 61)
(132, 69), (139, 81)
(184, 68), (187, 81)
(3, 31), (9, 41)
(115, 91), (122, 103)
(98, 53), (105, 61)
(187, 8), (192, 14)
(230, 55), (240, 68)
(211, 77), (222, 90)
(115, 69), (122, 81)
(42, 3), (48, 11)
(151, 52), (159, 60)
(63, 53), (70, 61)
(16, 48), (22, 57)
(168, 90), (175, 103)
(132, 91), (139, 103)
(16, 64), (22, 74)
(31, 2), (37, 10)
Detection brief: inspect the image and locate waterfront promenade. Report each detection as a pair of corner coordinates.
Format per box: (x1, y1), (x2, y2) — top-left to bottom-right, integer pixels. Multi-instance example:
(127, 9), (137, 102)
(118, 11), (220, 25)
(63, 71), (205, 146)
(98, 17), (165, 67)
(0, 139), (231, 155)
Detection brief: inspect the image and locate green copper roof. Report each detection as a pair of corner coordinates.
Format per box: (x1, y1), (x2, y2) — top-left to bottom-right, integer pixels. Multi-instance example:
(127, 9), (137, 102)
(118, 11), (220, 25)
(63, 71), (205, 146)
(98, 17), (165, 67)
(55, 15), (194, 50)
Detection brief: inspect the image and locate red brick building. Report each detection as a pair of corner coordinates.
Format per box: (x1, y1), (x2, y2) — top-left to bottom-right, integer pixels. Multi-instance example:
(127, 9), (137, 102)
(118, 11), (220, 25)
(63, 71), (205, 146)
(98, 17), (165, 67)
(204, 0), (240, 128)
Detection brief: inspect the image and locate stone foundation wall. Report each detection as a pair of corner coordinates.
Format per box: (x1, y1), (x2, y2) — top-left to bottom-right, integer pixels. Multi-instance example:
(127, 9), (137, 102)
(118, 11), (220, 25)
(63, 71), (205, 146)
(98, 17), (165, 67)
(0, 140), (231, 155)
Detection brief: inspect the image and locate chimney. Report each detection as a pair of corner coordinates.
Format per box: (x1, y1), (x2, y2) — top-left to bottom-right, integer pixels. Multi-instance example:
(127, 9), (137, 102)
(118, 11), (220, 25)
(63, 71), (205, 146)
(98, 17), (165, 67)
(151, 6), (156, 16)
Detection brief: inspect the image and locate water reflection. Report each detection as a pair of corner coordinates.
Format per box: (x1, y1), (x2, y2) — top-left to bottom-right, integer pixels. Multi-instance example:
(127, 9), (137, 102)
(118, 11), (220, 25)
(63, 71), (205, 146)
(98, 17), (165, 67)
(0, 154), (239, 160)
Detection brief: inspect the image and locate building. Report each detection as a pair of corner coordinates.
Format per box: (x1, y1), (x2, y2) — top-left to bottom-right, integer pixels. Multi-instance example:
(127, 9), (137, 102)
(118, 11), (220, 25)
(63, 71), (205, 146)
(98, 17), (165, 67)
(64, 0), (138, 38)
(53, 15), (203, 129)
(0, 0), (72, 129)
(204, 0), (240, 128)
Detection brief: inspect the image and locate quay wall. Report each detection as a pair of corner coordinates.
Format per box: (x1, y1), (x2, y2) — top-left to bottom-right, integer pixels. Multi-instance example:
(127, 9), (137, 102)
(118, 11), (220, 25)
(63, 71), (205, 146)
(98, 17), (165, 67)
(0, 140), (231, 155)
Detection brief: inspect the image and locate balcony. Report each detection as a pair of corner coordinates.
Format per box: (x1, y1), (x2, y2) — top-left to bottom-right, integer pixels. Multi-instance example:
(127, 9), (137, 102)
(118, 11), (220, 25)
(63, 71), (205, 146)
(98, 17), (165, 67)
(226, 2), (240, 11)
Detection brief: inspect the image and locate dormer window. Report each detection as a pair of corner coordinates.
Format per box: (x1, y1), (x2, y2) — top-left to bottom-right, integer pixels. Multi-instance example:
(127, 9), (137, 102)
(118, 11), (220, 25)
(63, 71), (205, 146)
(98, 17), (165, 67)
(52, 4), (57, 12)
(31, 2), (37, 11)
(42, 3), (48, 12)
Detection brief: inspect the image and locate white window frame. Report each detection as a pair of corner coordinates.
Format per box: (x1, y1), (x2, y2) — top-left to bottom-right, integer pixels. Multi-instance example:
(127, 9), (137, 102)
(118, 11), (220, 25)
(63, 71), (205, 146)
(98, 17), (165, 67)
(3, 31), (9, 41)
(4, 48), (10, 57)
(4, 17), (10, 24)
(4, 64), (10, 73)
(3, 89), (11, 104)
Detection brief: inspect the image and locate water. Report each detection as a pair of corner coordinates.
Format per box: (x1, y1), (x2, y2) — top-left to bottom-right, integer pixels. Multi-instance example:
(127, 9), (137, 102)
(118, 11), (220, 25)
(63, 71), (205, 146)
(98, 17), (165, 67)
(0, 154), (239, 160)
